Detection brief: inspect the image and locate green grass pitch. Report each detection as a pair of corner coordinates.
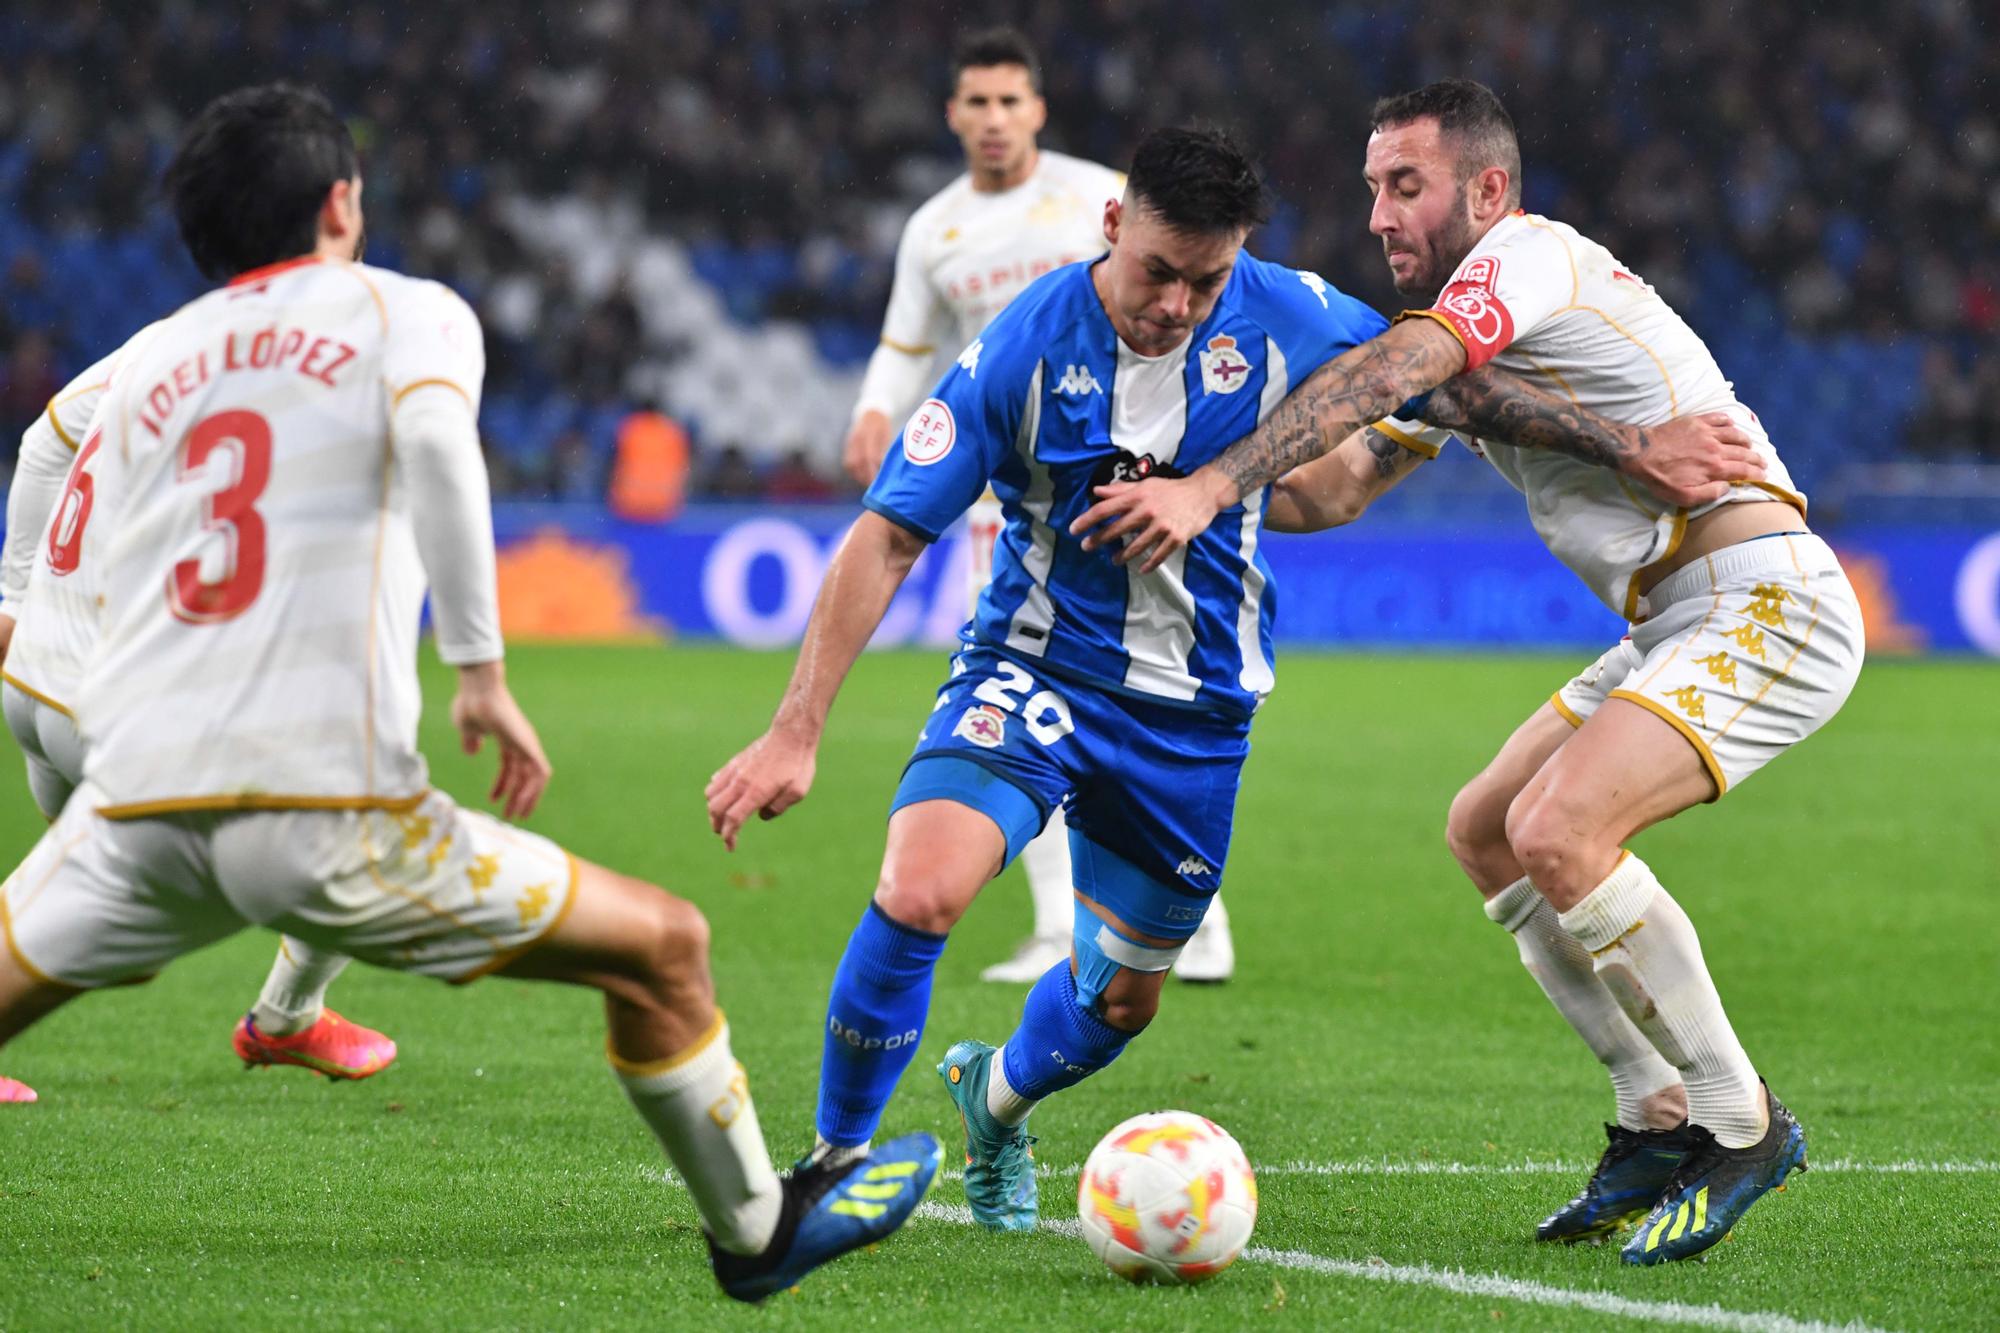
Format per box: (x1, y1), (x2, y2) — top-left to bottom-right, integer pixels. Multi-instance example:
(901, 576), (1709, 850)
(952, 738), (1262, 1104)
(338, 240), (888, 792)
(2, 644), (1995, 1330)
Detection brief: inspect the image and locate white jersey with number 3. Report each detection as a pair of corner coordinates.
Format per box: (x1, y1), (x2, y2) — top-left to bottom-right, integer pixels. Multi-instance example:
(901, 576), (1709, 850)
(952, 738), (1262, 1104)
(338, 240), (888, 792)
(1405, 211), (1805, 620)
(73, 256), (483, 816)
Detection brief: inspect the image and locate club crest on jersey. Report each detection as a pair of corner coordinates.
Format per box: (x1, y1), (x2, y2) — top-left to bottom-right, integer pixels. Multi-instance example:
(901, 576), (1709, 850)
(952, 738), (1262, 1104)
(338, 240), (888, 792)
(902, 398), (956, 465)
(1198, 334), (1252, 395)
(953, 703), (1007, 749)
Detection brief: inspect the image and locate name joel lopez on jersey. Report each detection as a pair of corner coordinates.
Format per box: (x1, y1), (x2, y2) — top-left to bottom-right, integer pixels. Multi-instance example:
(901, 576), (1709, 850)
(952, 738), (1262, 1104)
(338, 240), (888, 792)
(137, 325), (359, 439)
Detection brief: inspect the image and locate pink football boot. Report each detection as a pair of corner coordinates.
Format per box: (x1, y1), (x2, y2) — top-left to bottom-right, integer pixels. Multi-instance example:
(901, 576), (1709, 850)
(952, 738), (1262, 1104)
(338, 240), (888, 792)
(232, 1009), (398, 1080)
(0, 1075), (37, 1103)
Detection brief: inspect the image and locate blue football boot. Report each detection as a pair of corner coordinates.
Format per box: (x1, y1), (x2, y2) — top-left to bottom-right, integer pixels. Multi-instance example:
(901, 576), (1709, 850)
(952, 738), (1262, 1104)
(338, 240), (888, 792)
(1537, 1121), (1703, 1243)
(708, 1131), (942, 1302)
(937, 1039), (1037, 1231)
(1623, 1085), (1807, 1265)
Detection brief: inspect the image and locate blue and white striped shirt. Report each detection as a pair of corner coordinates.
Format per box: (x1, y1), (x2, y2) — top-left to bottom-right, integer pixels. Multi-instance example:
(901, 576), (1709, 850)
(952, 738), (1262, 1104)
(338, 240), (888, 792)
(865, 254), (1391, 718)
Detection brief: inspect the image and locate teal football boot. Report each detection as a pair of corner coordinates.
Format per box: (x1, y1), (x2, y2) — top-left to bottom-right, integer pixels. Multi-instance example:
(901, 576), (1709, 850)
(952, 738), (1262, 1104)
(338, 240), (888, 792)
(708, 1131), (942, 1302)
(937, 1039), (1038, 1231)
(1623, 1085), (1807, 1265)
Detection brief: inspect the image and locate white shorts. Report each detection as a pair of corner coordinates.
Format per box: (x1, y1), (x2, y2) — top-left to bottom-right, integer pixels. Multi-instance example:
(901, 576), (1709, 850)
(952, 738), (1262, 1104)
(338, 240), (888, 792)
(1553, 533), (1864, 797)
(2, 678), (84, 821)
(0, 786), (577, 989)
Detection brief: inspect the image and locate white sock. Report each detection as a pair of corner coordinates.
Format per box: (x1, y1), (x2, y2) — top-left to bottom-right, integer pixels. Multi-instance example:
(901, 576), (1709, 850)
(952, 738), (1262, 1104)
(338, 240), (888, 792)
(1020, 809), (1074, 941)
(1485, 877), (1681, 1132)
(613, 1012), (783, 1255)
(251, 937), (352, 1036)
(1197, 892), (1230, 934)
(1558, 855), (1767, 1148)
(985, 1048), (1036, 1127)
(812, 1135), (869, 1170)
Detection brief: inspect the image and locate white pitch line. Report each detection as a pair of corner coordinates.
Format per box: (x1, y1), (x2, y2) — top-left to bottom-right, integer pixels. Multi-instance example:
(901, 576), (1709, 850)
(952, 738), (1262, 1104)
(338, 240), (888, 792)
(913, 1201), (1894, 1333)
(937, 1157), (1997, 1183)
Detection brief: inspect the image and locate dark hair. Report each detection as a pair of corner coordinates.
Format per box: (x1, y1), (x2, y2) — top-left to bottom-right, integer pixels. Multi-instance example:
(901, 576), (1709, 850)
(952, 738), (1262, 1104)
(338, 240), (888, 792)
(1125, 125), (1272, 237)
(164, 82), (359, 281)
(952, 26), (1041, 92)
(1370, 79), (1522, 207)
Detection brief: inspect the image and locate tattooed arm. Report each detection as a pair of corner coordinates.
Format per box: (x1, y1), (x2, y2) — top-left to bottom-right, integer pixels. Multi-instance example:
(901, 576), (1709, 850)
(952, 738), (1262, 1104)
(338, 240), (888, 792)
(1425, 369), (1766, 504)
(1071, 318), (1467, 572)
(1264, 427), (1431, 533)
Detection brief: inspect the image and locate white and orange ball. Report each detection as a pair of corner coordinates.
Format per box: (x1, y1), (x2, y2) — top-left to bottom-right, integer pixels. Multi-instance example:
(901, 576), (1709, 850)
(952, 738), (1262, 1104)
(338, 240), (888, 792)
(1077, 1110), (1258, 1285)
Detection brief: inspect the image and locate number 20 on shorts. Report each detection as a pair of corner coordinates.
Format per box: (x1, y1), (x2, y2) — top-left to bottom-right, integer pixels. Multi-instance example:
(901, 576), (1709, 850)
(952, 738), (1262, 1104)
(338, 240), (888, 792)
(972, 660), (1075, 745)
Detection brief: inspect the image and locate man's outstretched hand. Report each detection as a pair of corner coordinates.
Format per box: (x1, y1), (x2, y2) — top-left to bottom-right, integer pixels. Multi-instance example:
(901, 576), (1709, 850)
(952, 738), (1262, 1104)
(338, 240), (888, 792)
(1630, 412), (1767, 507)
(451, 662), (552, 821)
(705, 726), (817, 851)
(1069, 469), (1238, 575)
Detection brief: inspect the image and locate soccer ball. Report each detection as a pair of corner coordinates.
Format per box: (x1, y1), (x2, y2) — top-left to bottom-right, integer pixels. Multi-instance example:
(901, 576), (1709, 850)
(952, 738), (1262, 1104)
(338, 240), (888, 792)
(1077, 1110), (1257, 1285)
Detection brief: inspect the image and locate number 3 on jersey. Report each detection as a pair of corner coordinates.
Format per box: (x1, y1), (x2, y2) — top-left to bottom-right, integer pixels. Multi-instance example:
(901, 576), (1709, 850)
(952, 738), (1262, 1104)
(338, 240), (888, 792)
(169, 409), (272, 624)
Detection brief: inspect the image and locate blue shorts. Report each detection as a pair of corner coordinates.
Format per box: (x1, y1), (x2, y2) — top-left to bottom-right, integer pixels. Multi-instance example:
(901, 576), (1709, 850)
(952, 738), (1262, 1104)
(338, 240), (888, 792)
(888, 647), (1250, 919)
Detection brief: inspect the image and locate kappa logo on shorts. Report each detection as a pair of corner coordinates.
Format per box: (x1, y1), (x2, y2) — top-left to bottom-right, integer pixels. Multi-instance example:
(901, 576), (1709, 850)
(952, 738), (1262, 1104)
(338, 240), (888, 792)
(1662, 685), (1708, 725)
(953, 703), (1007, 748)
(1176, 855), (1214, 877)
(1694, 652), (1740, 687)
(1742, 583), (1793, 628)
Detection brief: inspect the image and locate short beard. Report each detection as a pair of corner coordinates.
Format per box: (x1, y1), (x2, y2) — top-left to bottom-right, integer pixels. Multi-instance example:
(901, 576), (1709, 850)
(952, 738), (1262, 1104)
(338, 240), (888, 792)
(1393, 188), (1479, 304)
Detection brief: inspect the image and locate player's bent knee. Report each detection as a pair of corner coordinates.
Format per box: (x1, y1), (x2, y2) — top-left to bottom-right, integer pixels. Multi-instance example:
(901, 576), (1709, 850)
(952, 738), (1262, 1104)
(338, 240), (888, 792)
(872, 861), (978, 936)
(1503, 790), (1597, 908)
(1088, 961), (1168, 1034)
(1096, 990), (1159, 1034)
(1446, 777), (1516, 892)
(649, 893), (712, 977)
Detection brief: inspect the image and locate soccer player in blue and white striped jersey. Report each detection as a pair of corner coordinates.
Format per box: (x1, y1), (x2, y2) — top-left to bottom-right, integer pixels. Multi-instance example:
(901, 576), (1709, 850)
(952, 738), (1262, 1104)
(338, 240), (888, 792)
(706, 125), (1740, 1232)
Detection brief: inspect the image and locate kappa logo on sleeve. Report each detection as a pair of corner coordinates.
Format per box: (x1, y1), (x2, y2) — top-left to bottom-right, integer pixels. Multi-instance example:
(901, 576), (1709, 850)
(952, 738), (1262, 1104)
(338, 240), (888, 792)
(902, 398), (956, 465)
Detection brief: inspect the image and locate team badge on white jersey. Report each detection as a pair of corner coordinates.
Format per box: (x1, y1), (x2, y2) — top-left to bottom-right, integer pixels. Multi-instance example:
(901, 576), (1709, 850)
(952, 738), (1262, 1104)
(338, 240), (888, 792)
(1198, 334), (1252, 395)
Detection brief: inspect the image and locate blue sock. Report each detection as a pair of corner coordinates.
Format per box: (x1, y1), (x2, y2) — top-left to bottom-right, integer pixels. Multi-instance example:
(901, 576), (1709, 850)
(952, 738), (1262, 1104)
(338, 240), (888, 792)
(816, 902), (948, 1147)
(999, 961), (1136, 1102)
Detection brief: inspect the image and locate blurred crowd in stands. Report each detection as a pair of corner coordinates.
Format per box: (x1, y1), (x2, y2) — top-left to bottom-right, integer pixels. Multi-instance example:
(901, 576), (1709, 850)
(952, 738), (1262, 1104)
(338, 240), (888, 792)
(1, 0), (1995, 505)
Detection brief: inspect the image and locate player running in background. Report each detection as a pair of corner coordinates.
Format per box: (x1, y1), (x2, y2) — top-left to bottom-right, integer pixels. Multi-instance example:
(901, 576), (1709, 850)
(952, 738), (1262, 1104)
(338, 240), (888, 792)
(1072, 80), (1858, 1266)
(0, 84), (938, 1298)
(0, 330), (400, 1095)
(840, 28), (1236, 984)
(709, 125), (1747, 1232)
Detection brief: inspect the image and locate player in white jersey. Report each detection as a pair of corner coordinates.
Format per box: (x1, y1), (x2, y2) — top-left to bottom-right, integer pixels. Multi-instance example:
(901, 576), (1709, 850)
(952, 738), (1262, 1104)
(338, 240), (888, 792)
(0, 83), (937, 1295)
(0, 328), (406, 1098)
(840, 28), (1234, 984)
(1074, 80), (1855, 1265)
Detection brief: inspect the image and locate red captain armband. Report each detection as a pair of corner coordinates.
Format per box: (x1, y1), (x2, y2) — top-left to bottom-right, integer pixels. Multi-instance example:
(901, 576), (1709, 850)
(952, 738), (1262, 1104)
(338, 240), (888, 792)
(1423, 255), (1515, 369)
